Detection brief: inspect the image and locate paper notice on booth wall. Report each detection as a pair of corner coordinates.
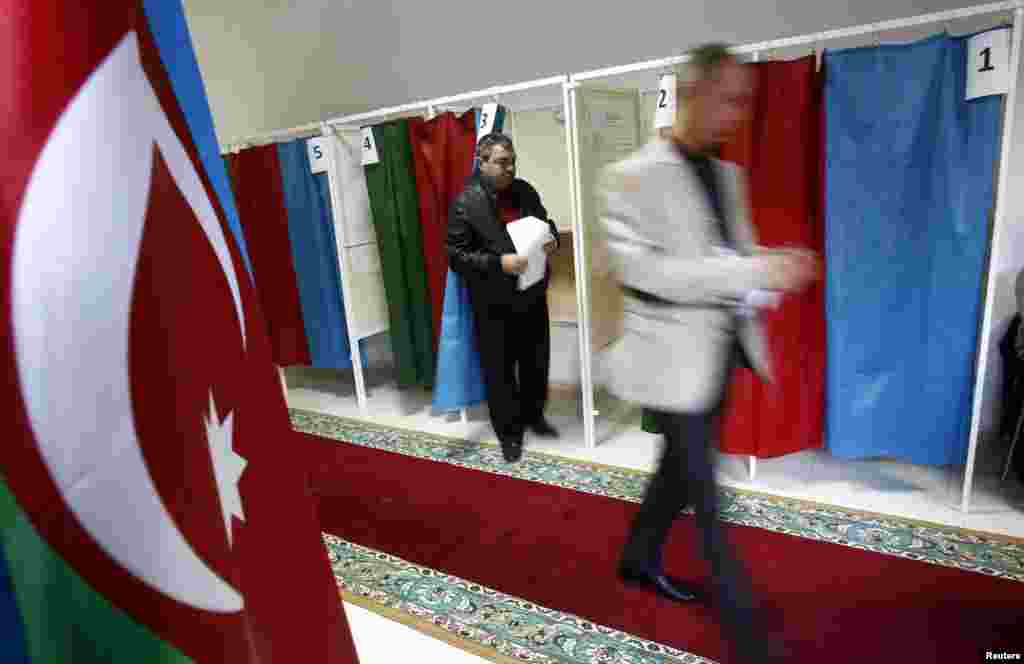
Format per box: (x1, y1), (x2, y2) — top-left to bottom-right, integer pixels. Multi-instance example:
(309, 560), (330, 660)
(505, 216), (554, 291)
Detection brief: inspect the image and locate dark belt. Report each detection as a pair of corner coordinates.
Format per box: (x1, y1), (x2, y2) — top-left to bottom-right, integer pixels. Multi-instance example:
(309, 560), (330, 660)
(620, 286), (736, 312)
(621, 286), (672, 306)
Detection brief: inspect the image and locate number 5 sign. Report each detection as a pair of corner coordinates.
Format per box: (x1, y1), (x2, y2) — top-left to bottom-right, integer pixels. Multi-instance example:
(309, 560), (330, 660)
(967, 27), (1011, 101)
(307, 137), (328, 174)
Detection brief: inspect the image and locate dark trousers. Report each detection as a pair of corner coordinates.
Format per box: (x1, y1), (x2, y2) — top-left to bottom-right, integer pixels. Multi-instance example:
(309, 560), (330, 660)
(621, 343), (764, 652)
(470, 283), (550, 443)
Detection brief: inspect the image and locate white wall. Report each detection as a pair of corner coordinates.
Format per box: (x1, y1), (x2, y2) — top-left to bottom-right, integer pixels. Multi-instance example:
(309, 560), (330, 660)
(182, 0), (990, 146)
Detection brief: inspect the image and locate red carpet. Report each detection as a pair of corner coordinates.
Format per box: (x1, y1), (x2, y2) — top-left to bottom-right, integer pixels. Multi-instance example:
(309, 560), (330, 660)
(304, 432), (1022, 663)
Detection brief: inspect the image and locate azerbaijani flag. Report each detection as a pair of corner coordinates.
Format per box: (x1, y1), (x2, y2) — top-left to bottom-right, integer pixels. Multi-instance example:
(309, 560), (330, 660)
(0, 2), (359, 662)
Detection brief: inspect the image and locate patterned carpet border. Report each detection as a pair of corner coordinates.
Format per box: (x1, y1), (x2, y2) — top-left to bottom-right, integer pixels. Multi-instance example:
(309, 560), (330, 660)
(292, 408), (1024, 585)
(327, 536), (715, 664)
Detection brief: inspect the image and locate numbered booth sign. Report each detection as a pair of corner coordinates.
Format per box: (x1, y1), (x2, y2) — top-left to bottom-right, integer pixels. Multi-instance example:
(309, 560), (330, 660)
(478, 102), (498, 138)
(654, 73), (677, 129)
(967, 27), (1011, 100)
(360, 127), (380, 166)
(307, 136), (328, 174)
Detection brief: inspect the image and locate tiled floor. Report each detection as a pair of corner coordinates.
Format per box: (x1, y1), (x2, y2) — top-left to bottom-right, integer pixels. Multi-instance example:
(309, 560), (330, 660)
(286, 363), (1024, 663)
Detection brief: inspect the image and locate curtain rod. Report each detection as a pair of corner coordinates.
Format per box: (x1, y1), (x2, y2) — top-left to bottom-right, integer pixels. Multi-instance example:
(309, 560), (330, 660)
(221, 121), (322, 153)
(324, 74), (568, 127)
(571, 0), (1022, 82)
(221, 74), (567, 152)
(223, 0), (1021, 150)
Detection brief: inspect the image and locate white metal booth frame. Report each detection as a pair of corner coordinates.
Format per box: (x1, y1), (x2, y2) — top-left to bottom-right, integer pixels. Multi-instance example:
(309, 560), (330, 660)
(225, 1), (1024, 514)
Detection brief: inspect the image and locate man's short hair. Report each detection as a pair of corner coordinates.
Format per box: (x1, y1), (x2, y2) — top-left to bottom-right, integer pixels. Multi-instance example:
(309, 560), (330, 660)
(477, 132), (514, 162)
(688, 43), (736, 83)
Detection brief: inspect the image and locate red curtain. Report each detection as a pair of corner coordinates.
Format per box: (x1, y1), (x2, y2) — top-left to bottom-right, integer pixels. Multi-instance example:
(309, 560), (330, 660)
(718, 56), (826, 457)
(225, 147), (311, 367)
(407, 111), (478, 349)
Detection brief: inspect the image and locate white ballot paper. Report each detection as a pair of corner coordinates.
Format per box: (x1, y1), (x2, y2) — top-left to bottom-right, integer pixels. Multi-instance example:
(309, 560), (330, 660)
(505, 216), (554, 291)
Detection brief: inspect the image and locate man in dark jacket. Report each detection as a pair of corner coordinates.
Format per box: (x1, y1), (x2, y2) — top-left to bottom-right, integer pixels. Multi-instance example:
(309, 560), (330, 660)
(446, 132), (561, 463)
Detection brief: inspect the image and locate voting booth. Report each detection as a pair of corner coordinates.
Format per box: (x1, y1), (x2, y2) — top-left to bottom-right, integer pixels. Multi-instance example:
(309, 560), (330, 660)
(221, 2), (1024, 514)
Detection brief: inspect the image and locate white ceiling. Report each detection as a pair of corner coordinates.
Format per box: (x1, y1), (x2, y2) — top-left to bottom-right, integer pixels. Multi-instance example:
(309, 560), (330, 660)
(182, 0), (1010, 145)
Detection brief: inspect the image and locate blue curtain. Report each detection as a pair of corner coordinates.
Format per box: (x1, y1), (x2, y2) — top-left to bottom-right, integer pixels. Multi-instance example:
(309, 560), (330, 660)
(824, 32), (1002, 466)
(432, 106), (507, 412)
(432, 269), (487, 412)
(276, 139), (365, 369)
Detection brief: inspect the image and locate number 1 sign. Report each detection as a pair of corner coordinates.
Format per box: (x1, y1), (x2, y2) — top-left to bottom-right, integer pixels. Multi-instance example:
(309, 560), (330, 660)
(967, 27), (1011, 101)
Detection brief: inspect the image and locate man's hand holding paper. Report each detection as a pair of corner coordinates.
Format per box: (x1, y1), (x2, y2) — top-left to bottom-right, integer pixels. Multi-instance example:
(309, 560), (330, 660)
(505, 216), (556, 291)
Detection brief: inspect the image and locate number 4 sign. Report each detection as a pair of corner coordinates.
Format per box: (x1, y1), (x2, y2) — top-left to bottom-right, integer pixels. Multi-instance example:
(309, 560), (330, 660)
(967, 27), (1011, 101)
(360, 127), (380, 166)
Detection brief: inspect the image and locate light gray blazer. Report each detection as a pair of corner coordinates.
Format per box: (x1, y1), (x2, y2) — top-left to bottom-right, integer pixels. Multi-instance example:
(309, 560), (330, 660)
(597, 138), (776, 413)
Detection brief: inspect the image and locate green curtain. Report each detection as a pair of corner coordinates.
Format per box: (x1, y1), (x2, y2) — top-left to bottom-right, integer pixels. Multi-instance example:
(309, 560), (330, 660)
(364, 121), (435, 388)
(641, 409), (660, 434)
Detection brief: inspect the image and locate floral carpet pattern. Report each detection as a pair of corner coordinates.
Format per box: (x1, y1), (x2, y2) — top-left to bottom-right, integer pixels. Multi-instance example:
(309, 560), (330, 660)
(293, 408), (1024, 663)
(326, 536), (714, 663)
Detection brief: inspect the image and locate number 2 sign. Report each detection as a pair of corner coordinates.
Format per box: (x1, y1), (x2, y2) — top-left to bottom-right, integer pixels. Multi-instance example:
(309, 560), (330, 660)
(967, 27), (1010, 101)
(654, 73), (677, 129)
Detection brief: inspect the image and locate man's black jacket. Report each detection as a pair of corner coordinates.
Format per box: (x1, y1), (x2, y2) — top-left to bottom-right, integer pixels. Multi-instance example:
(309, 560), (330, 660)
(446, 175), (561, 303)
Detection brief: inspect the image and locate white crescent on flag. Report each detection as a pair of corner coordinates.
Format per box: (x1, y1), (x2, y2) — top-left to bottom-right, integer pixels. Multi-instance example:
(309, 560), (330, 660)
(11, 33), (246, 612)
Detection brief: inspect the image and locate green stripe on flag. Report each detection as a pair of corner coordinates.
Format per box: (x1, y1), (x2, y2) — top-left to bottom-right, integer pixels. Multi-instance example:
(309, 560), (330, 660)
(0, 476), (193, 663)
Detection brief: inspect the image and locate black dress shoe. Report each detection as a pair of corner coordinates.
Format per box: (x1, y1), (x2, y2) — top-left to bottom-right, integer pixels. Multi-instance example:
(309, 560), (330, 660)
(500, 438), (524, 463)
(527, 418), (559, 438)
(732, 638), (793, 664)
(617, 567), (703, 603)
(729, 623), (794, 664)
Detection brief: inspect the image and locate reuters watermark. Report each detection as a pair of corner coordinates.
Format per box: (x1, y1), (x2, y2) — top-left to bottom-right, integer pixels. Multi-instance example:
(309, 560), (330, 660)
(984, 652), (1023, 661)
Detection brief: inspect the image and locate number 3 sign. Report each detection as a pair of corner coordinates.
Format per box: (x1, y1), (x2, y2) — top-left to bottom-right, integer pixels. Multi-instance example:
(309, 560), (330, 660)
(967, 27), (1011, 101)
(478, 102), (498, 137)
